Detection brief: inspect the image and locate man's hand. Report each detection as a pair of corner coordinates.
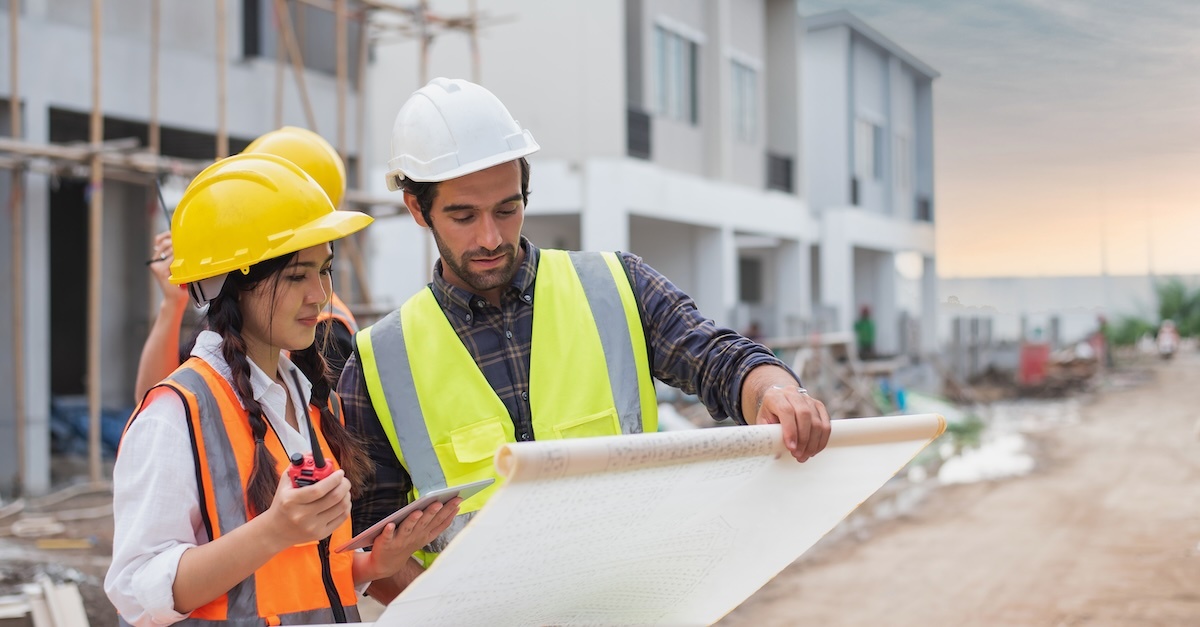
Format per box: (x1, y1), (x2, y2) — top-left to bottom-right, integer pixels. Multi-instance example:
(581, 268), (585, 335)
(742, 366), (831, 462)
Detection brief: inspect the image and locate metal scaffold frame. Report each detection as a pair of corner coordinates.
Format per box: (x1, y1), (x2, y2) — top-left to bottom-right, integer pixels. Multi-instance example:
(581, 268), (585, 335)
(0, 0), (493, 494)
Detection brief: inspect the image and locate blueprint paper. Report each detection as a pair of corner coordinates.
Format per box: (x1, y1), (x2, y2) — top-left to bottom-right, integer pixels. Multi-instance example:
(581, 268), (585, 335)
(372, 413), (945, 626)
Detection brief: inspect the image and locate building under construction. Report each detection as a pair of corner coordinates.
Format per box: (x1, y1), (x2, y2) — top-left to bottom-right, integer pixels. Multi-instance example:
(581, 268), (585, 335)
(2, 0), (943, 499)
(0, 0), (465, 496)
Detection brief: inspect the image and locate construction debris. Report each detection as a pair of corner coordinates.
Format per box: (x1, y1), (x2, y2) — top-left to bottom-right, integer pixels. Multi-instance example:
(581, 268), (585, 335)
(0, 575), (92, 627)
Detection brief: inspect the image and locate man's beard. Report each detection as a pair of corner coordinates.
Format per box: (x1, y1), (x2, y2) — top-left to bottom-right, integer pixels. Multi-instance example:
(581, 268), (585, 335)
(432, 229), (519, 294)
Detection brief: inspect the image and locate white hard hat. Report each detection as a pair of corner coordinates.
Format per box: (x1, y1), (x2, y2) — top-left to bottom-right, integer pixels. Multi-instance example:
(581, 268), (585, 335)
(385, 77), (540, 190)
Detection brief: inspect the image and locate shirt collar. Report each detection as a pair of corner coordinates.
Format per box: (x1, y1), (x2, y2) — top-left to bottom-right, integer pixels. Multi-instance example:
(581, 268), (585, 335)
(430, 236), (539, 323)
(191, 329), (313, 409)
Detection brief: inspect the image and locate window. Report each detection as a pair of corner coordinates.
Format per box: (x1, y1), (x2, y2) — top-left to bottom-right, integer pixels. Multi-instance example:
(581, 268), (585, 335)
(731, 60), (757, 142)
(244, 0), (364, 83)
(655, 25), (699, 125)
(739, 257), (764, 303)
(855, 118), (885, 182)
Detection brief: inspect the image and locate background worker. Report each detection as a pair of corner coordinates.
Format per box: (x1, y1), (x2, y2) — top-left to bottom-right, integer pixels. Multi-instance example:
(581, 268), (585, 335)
(854, 305), (876, 360)
(133, 127), (362, 401)
(337, 78), (831, 603)
(106, 154), (458, 626)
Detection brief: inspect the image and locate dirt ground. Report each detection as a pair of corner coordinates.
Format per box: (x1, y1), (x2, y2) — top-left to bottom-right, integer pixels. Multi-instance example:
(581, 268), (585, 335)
(3, 352), (1197, 626)
(722, 351), (1200, 626)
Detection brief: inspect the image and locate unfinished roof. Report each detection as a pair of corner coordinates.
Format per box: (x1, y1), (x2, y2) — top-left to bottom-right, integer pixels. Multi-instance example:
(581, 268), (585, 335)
(804, 9), (940, 80)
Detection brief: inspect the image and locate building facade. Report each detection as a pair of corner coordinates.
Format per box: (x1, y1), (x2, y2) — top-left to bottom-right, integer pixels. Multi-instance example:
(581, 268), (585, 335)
(0, 0), (365, 495)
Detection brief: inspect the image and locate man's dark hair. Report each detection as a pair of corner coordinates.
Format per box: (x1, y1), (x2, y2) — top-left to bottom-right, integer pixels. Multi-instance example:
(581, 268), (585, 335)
(400, 157), (531, 226)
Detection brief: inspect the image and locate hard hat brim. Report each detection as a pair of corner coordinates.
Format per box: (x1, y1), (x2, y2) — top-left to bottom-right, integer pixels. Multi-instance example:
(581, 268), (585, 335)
(169, 210), (374, 284)
(385, 133), (539, 189)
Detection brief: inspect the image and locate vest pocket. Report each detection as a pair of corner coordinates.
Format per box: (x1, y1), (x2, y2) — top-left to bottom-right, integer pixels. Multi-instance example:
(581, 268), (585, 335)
(444, 416), (508, 465)
(553, 408), (621, 439)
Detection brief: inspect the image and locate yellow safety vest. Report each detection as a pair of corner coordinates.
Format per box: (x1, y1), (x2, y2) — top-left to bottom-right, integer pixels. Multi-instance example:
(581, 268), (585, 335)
(356, 250), (657, 565)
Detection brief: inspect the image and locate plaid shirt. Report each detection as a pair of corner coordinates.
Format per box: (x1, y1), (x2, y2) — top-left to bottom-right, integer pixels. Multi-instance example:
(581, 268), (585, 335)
(337, 237), (794, 534)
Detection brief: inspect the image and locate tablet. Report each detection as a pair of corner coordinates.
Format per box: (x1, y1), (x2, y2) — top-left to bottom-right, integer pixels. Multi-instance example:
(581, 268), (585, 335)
(334, 478), (494, 553)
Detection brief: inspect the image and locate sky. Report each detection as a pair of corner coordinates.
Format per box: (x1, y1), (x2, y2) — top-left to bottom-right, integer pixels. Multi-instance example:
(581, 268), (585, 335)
(800, 0), (1200, 278)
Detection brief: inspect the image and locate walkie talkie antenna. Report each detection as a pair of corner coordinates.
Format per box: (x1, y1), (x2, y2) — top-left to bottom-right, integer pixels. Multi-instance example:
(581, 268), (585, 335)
(290, 370), (326, 468)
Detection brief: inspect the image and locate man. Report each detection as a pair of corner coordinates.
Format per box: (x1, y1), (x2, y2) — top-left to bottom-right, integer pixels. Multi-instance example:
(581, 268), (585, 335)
(337, 78), (830, 601)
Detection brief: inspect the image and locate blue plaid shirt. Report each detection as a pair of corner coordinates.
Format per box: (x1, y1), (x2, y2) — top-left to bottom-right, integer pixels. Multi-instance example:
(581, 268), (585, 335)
(337, 237), (795, 534)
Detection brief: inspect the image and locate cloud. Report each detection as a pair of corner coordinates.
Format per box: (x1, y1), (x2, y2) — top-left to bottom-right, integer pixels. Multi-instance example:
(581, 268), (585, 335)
(801, 0), (1200, 276)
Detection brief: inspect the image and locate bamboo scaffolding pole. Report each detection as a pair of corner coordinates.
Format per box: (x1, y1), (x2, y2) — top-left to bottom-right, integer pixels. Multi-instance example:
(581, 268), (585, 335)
(87, 0), (105, 484)
(334, 0), (351, 296)
(417, 0), (433, 284)
(216, 0), (229, 158)
(0, 136), (191, 171)
(355, 6), (368, 194)
(335, 0), (347, 159)
(149, 0), (161, 156)
(10, 0), (27, 496)
(274, 1), (285, 127)
(296, 0), (307, 54)
(148, 0), (162, 326)
(351, 5), (374, 304)
(468, 0), (480, 83)
(274, 0), (319, 132)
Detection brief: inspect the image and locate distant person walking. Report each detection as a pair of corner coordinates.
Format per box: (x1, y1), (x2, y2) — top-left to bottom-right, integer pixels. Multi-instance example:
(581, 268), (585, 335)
(854, 305), (876, 360)
(1157, 319), (1180, 360)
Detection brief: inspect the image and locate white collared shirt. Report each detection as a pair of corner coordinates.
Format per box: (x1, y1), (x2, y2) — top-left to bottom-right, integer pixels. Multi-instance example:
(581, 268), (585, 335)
(104, 330), (316, 626)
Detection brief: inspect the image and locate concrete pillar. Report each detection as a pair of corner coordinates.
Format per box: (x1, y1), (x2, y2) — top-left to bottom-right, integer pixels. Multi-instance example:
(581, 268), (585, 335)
(775, 238), (810, 337)
(820, 214), (852, 334)
(702, 0), (732, 180)
(22, 99), (52, 496)
(921, 254), (938, 354)
(875, 251), (897, 355)
(693, 225), (736, 328)
(580, 161), (629, 252)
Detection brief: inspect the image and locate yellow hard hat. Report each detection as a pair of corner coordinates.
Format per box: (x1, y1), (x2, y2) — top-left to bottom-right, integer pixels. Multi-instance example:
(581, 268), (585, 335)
(244, 126), (347, 207)
(169, 153), (372, 285)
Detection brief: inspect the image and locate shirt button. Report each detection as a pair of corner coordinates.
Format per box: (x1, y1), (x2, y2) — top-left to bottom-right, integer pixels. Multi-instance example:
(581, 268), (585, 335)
(519, 432), (531, 441)
(521, 391), (529, 401)
(523, 294), (532, 303)
(477, 300), (487, 308)
(465, 313), (472, 322)
(505, 330), (513, 339)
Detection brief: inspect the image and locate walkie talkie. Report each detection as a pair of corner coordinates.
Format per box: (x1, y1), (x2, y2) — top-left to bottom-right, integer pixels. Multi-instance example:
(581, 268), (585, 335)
(287, 373), (335, 487)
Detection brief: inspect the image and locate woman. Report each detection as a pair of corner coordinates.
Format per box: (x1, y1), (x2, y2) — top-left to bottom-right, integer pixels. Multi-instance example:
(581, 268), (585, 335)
(134, 126), (360, 402)
(106, 153), (458, 626)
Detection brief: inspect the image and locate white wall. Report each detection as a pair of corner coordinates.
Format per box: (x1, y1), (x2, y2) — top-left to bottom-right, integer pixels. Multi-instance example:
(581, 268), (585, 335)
(765, 0), (802, 197)
(727, 0), (766, 189)
(1, 3), (362, 494)
(629, 215), (700, 295)
(8, 7), (357, 151)
(890, 62), (915, 219)
(802, 25), (848, 212)
(367, 0), (626, 196)
(852, 36), (887, 215)
(938, 275), (1193, 346)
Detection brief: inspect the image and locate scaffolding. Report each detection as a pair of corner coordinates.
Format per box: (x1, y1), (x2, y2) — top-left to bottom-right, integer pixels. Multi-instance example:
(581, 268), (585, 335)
(1, 0), (494, 495)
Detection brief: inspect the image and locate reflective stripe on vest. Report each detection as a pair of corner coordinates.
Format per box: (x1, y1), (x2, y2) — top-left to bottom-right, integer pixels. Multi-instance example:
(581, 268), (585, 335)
(357, 250), (657, 563)
(122, 360), (360, 625)
(319, 292), (360, 334)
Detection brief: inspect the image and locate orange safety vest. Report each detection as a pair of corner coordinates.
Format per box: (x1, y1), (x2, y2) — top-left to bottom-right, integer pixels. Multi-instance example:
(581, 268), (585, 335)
(319, 292), (359, 335)
(121, 358), (360, 626)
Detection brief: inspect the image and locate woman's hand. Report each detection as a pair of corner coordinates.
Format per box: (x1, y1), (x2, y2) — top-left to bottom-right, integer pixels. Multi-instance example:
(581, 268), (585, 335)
(261, 469), (352, 550)
(361, 498), (461, 581)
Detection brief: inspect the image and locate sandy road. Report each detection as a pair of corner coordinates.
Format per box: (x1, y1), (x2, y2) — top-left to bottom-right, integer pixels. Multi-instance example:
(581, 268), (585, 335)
(722, 352), (1200, 626)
